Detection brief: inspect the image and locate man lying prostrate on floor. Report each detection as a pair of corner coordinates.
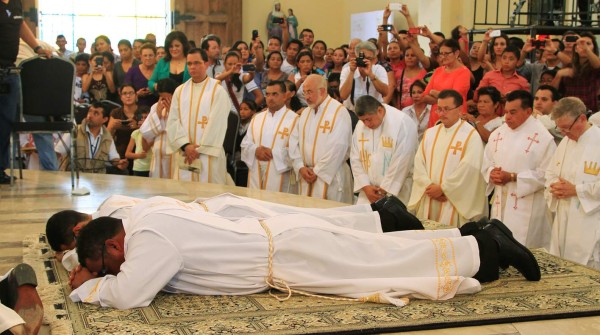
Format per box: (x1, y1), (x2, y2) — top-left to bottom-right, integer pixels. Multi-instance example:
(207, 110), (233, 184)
(46, 195), (142, 271)
(68, 196), (541, 310)
(47, 193), (423, 271)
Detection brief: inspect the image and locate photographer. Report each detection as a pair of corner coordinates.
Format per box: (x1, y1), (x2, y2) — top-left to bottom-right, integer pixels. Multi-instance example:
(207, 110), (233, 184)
(339, 41), (389, 112)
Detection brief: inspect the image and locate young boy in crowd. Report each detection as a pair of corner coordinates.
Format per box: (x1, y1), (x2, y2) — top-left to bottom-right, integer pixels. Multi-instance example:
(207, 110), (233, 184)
(125, 110), (152, 177)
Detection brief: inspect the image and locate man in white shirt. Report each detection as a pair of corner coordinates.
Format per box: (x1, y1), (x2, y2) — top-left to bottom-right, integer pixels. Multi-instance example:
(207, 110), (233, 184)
(533, 85), (563, 145)
(339, 41), (389, 111)
(280, 39), (302, 76)
(545, 97), (600, 269)
(68, 196), (541, 309)
(55, 102), (127, 173)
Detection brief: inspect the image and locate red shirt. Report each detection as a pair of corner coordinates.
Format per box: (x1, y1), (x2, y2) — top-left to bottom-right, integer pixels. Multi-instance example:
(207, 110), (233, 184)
(476, 70), (530, 116)
(424, 65), (471, 127)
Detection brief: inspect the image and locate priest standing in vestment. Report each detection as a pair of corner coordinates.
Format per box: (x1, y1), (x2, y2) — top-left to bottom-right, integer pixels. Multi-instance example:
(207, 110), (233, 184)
(241, 81), (298, 193)
(482, 90), (556, 249)
(408, 89), (488, 227)
(289, 75), (353, 203)
(140, 78), (178, 179)
(545, 97), (600, 268)
(68, 196), (541, 309)
(166, 48), (232, 184)
(351, 95), (418, 204)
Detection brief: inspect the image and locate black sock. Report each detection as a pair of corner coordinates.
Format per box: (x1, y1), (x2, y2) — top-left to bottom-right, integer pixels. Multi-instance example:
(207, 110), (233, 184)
(377, 209), (424, 232)
(378, 210), (398, 232)
(472, 230), (500, 283)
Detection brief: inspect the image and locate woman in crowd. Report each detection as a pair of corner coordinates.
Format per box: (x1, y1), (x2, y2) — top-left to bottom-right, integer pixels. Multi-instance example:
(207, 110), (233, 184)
(552, 32), (600, 113)
(148, 31), (190, 92)
(287, 50), (325, 106)
(94, 35), (119, 63)
(396, 47), (427, 109)
(260, 51), (288, 93)
(156, 46), (166, 61)
(401, 80), (431, 142)
(326, 47), (347, 77)
(284, 80), (303, 113)
(113, 39), (140, 89)
(220, 51), (264, 113)
(82, 51), (116, 103)
(232, 39), (265, 72)
(469, 41), (484, 91)
(107, 84), (150, 173)
(125, 43), (158, 108)
(477, 30), (509, 72)
(312, 40), (328, 71)
(462, 86), (503, 143)
(451, 25), (470, 55)
(422, 39), (471, 126)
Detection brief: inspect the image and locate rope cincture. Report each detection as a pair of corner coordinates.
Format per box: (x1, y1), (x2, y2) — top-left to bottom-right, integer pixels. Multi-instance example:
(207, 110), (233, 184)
(257, 219), (407, 305)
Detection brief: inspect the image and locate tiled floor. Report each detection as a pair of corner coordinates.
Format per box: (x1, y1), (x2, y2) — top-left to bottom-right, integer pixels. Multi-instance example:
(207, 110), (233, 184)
(1, 170), (599, 335)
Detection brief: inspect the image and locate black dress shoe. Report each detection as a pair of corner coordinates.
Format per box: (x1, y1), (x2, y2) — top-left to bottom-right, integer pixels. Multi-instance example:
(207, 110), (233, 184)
(0, 172), (16, 185)
(459, 218), (489, 236)
(484, 219), (541, 281)
(371, 195), (389, 211)
(381, 195), (423, 230)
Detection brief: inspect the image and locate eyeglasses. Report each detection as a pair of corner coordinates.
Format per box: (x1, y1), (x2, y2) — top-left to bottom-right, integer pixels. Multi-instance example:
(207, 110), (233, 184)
(97, 243), (107, 277)
(555, 114), (580, 133)
(439, 51), (456, 57)
(121, 91), (136, 96)
(437, 105), (461, 113)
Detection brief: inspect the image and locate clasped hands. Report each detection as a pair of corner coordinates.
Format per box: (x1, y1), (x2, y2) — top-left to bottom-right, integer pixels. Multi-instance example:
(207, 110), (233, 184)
(299, 167), (317, 184)
(549, 177), (576, 199)
(69, 264), (98, 290)
(425, 183), (447, 202)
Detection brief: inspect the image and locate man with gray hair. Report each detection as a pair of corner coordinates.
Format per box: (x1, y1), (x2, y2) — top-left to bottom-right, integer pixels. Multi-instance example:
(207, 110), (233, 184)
(339, 41), (389, 111)
(289, 74), (353, 203)
(350, 95), (418, 205)
(545, 97), (600, 269)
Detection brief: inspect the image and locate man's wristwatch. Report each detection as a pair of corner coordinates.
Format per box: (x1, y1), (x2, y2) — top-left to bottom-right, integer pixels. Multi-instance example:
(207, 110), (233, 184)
(33, 46), (42, 53)
(180, 143), (189, 152)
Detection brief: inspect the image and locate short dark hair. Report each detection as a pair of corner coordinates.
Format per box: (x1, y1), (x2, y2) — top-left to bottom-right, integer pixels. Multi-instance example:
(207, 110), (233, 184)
(536, 84), (561, 101)
(268, 35), (282, 45)
(201, 34), (221, 50)
(77, 216), (123, 266)
(57, 34), (66, 40)
(188, 48), (208, 62)
(434, 32), (446, 39)
(287, 39), (303, 51)
(101, 51), (114, 64)
(46, 210), (88, 251)
(74, 53), (90, 63)
(240, 99), (258, 111)
(439, 39), (460, 52)
(156, 78), (178, 94)
(355, 95), (383, 117)
(91, 101), (112, 118)
(295, 50), (313, 64)
(117, 39), (132, 49)
(266, 80), (287, 93)
(438, 89), (463, 107)
(409, 79), (426, 95)
(133, 38), (146, 45)
(502, 45), (520, 59)
(300, 28), (314, 36)
(164, 31), (190, 62)
(477, 86), (502, 104)
(506, 90), (533, 109)
(508, 36), (524, 50)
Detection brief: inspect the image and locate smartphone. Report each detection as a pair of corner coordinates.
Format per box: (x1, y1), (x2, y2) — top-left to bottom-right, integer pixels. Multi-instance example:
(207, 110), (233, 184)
(565, 35), (578, 43)
(121, 119), (131, 125)
(381, 24), (393, 31)
(408, 27), (421, 35)
(490, 29), (501, 37)
(242, 64), (256, 72)
(252, 30), (258, 40)
(95, 57), (103, 67)
(272, 17), (284, 24)
(389, 3), (403, 11)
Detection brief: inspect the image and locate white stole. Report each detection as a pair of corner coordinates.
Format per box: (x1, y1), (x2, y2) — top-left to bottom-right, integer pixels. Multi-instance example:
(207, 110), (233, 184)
(140, 102), (175, 179)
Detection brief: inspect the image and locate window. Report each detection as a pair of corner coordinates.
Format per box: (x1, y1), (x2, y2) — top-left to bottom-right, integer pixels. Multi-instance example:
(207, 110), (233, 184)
(39, 0), (171, 52)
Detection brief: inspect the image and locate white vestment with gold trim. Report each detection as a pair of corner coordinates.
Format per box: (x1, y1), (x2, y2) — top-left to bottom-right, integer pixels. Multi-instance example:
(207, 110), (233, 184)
(545, 126), (600, 267)
(70, 196), (482, 309)
(166, 77), (231, 184)
(409, 120), (487, 227)
(483, 116), (555, 248)
(289, 96), (353, 203)
(351, 104), (418, 204)
(140, 102), (176, 179)
(241, 107), (298, 193)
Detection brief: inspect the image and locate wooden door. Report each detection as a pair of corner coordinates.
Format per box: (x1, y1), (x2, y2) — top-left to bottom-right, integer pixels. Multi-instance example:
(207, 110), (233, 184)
(173, 0), (242, 48)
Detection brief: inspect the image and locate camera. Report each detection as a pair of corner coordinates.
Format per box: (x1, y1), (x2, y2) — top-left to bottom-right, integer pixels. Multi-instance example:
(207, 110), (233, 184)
(531, 39), (545, 49)
(252, 30), (258, 40)
(356, 52), (367, 67)
(95, 57), (103, 67)
(565, 35), (578, 43)
(381, 24), (393, 31)
(242, 64), (256, 72)
(408, 27), (421, 35)
(272, 17), (284, 24)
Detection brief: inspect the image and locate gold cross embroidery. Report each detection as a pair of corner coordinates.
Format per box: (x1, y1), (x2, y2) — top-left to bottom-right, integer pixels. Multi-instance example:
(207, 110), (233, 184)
(277, 127), (289, 140)
(450, 141), (463, 155)
(319, 120), (332, 133)
(198, 116), (208, 129)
